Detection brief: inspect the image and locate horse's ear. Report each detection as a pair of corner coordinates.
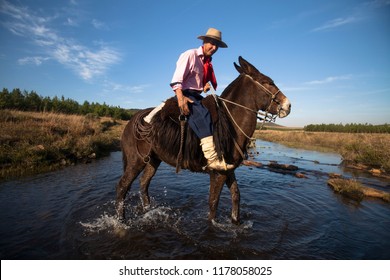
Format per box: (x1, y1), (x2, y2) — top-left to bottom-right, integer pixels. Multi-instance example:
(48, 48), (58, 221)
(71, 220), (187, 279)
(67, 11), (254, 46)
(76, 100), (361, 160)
(234, 62), (243, 74)
(239, 56), (260, 75)
(238, 56), (251, 74)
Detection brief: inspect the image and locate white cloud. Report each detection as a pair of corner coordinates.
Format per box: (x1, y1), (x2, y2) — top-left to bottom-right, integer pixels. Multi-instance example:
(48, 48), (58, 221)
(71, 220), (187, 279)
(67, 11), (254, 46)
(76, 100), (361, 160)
(281, 86), (311, 92)
(128, 85), (149, 94)
(103, 81), (150, 94)
(65, 17), (78, 27)
(304, 75), (352, 85)
(312, 16), (358, 32)
(0, 1), (121, 81)
(311, 0), (390, 32)
(91, 19), (108, 30)
(18, 56), (50, 66)
(365, 0), (390, 8)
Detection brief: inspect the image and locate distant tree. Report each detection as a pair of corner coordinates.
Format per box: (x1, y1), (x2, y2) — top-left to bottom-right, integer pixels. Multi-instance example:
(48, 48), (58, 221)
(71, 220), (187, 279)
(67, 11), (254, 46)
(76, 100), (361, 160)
(0, 88), (10, 109)
(81, 101), (91, 115)
(9, 88), (25, 110)
(304, 123), (390, 133)
(25, 91), (42, 111)
(0, 87), (137, 120)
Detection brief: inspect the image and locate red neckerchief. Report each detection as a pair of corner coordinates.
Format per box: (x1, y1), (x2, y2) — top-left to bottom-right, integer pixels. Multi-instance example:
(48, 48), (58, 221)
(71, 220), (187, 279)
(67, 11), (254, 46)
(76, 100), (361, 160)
(202, 51), (217, 90)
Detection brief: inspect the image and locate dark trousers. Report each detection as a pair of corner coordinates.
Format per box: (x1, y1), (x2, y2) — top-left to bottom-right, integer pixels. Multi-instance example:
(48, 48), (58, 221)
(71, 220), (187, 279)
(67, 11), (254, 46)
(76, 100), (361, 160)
(176, 90), (213, 139)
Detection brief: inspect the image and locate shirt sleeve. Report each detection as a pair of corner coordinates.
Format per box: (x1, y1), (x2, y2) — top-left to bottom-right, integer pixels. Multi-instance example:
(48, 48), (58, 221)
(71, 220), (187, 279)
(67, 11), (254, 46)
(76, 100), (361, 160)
(170, 50), (191, 91)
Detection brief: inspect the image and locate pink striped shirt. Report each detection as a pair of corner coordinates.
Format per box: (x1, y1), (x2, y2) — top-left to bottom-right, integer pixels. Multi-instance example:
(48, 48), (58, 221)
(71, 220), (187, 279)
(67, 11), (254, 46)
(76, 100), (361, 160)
(170, 46), (204, 92)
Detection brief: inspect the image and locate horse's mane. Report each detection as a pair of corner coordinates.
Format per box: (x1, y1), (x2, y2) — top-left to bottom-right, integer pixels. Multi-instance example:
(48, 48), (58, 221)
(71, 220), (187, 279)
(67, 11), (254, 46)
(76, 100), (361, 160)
(149, 92), (239, 171)
(220, 74), (244, 99)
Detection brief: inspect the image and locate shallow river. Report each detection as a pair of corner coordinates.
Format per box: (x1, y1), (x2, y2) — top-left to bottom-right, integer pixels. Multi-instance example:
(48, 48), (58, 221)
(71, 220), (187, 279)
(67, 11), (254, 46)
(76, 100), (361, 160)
(0, 140), (389, 259)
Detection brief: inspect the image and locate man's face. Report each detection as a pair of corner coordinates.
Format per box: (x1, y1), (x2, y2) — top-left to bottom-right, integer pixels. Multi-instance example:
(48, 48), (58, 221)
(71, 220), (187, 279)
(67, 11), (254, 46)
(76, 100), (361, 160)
(203, 39), (219, 57)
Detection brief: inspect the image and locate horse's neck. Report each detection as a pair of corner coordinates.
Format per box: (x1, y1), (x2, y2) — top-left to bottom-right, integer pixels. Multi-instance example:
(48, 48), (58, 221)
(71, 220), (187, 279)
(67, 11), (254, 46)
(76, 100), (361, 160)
(222, 75), (258, 109)
(221, 77), (258, 145)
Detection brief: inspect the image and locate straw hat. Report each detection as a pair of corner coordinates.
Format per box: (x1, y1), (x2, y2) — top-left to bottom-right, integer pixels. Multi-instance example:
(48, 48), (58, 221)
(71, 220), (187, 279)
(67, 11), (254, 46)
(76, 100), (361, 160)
(197, 28), (228, 48)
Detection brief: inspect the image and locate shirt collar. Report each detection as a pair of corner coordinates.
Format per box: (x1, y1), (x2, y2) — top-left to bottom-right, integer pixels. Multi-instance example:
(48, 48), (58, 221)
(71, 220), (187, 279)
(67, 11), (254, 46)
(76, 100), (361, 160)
(196, 46), (204, 57)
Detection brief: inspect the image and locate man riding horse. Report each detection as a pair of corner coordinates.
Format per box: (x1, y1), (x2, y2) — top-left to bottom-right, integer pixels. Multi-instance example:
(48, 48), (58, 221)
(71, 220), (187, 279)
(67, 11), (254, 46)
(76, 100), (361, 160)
(117, 29), (291, 223)
(144, 28), (233, 171)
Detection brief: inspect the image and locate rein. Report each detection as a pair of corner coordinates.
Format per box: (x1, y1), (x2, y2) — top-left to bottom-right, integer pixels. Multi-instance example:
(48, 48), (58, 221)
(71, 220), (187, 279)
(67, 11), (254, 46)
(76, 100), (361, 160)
(242, 74), (280, 129)
(208, 74), (281, 160)
(217, 96), (256, 141)
(211, 74), (281, 140)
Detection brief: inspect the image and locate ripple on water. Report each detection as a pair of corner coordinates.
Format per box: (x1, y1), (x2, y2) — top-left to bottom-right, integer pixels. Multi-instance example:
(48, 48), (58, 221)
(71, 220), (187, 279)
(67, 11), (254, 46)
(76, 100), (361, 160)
(1, 146), (390, 259)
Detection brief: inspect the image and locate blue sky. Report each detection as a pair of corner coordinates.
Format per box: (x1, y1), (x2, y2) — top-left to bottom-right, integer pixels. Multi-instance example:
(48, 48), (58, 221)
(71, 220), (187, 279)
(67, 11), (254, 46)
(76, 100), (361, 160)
(1, 0), (389, 127)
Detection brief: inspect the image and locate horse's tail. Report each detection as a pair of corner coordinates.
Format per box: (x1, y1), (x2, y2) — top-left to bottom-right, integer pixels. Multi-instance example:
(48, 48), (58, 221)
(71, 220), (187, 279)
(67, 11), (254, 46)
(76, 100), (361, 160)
(119, 108), (153, 171)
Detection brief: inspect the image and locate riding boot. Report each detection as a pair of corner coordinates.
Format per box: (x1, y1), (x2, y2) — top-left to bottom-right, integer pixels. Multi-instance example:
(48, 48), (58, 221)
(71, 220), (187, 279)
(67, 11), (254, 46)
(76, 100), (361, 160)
(200, 136), (234, 171)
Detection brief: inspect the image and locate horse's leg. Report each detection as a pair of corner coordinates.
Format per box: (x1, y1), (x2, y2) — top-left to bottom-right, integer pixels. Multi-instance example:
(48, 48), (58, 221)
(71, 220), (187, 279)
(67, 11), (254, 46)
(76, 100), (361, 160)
(116, 160), (145, 221)
(139, 159), (161, 209)
(226, 171), (240, 224)
(208, 171), (227, 221)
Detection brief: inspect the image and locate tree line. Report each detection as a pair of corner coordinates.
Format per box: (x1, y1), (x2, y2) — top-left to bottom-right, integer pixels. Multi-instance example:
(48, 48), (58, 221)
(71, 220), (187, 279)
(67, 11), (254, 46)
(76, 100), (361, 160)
(304, 123), (390, 133)
(0, 88), (138, 120)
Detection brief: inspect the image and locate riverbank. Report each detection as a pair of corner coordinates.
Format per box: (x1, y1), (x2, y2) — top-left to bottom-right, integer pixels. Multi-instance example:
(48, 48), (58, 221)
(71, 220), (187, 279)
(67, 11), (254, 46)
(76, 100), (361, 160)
(2, 110), (389, 181)
(0, 110), (126, 181)
(253, 129), (390, 176)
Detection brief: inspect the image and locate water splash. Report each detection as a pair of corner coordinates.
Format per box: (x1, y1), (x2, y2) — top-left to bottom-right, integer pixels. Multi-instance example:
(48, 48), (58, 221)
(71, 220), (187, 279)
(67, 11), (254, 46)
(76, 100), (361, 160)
(80, 212), (127, 233)
(141, 206), (173, 224)
(211, 218), (254, 236)
(79, 205), (181, 234)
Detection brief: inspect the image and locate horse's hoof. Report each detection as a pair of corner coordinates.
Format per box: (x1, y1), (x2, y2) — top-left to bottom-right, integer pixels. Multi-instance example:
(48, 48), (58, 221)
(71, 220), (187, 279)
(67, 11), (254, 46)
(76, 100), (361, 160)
(116, 214), (126, 224)
(143, 204), (151, 211)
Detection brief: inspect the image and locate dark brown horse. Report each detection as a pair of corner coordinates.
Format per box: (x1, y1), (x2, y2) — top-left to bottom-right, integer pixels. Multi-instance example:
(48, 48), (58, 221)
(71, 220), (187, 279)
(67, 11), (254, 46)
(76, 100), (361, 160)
(116, 56), (291, 224)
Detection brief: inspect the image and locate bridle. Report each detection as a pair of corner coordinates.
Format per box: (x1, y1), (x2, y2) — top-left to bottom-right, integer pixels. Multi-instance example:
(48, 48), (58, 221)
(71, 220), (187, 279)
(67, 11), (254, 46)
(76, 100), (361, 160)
(212, 73), (282, 141)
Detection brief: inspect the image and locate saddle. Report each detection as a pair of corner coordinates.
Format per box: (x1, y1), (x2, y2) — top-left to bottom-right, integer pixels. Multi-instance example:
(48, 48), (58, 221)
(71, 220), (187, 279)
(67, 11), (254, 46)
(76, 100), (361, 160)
(159, 95), (220, 124)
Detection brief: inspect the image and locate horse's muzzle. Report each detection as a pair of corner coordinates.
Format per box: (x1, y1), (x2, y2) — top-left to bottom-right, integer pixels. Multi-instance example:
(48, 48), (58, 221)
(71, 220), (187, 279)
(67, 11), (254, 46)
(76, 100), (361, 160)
(278, 99), (291, 118)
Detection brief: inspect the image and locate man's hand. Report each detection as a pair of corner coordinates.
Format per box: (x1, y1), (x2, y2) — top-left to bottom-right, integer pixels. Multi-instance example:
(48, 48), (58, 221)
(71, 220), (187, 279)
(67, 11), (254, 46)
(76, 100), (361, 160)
(175, 89), (193, 115)
(203, 83), (211, 93)
(178, 96), (193, 115)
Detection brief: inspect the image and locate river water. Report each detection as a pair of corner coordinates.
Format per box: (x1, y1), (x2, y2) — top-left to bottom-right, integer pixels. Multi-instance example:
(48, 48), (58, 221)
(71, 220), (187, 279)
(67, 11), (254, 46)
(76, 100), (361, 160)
(0, 140), (389, 259)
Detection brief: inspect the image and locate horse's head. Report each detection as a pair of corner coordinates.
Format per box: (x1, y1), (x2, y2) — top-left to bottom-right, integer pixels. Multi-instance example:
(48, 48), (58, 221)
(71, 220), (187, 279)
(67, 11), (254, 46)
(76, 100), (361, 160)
(234, 56), (291, 118)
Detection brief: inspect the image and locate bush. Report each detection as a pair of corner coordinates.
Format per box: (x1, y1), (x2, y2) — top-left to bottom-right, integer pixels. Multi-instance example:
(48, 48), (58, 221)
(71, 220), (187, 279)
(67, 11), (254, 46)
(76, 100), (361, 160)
(304, 123), (390, 133)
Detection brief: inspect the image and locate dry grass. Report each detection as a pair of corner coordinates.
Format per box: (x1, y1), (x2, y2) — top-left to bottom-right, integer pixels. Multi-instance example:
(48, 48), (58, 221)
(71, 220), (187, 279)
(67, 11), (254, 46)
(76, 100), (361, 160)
(0, 110), (126, 180)
(328, 178), (390, 203)
(253, 130), (390, 173)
